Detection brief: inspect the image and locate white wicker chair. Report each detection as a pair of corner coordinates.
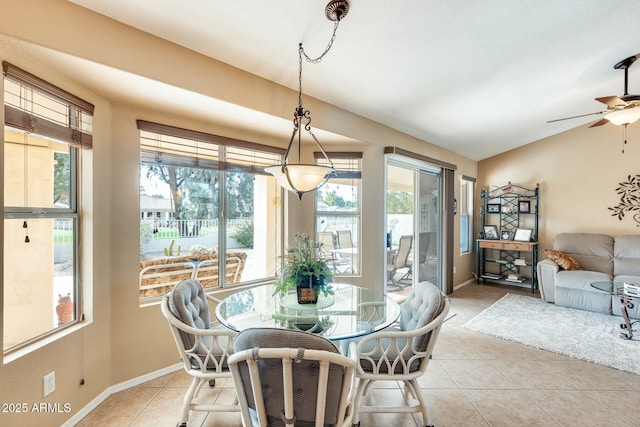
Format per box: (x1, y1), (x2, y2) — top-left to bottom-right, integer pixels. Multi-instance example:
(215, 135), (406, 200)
(160, 279), (239, 426)
(348, 281), (449, 427)
(228, 328), (356, 427)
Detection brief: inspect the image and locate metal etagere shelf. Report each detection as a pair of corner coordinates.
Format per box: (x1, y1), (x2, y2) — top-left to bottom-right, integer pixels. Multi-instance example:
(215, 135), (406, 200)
(477, 182), (540, 292)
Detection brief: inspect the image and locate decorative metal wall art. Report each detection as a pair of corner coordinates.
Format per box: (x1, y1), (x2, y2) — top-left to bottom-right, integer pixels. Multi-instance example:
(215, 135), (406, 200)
(608, 174), (640, 227)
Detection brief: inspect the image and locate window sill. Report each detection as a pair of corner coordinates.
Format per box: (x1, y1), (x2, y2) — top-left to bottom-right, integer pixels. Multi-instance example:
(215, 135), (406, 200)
(3, 319), (91, 365)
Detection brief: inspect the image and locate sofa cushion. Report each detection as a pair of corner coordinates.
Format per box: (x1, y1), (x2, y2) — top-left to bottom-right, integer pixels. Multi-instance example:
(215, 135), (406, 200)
(544, 249), (582, 270)
(555, 270), (612, 292)
(614, 235), (640, 277)
(555, 268), (613, 314)
(553, 233), (614, 274)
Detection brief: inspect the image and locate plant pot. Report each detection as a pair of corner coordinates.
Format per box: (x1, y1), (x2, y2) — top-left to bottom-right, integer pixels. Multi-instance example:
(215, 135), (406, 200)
(296, 280), (318, 304)
(295, 275), (327, 304)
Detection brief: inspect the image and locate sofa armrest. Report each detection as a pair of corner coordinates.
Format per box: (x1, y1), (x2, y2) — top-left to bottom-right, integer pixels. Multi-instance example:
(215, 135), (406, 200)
(537, 258), (559, 302)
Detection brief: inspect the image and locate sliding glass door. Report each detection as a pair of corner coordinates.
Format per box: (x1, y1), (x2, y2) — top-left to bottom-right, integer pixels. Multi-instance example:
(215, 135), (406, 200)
(386, 158), (443, 292)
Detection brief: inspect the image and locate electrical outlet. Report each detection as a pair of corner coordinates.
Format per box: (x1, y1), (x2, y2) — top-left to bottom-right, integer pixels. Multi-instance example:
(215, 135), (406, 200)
(43, 371), (55, 397)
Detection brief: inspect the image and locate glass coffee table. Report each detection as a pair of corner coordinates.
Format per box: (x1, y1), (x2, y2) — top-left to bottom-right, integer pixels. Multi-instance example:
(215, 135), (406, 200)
(591, 281), (640, 340)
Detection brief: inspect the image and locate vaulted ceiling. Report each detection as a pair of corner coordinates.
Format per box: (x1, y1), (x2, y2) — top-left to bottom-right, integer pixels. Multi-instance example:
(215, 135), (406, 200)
(60, 1), (640, 160)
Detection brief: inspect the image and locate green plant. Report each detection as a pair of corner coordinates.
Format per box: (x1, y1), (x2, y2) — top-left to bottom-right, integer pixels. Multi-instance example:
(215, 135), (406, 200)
(234, 221), (254, 248)
(163, 239), (181, 256)
(272, 232), (334, 297)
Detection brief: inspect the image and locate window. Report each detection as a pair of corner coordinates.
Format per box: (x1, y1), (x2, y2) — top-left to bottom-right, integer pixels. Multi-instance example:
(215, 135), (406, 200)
(138, 121), (283, 303)
(460, 176), (475, 254)
(3, 62), (93, 353)
(314, 153), (362, 275)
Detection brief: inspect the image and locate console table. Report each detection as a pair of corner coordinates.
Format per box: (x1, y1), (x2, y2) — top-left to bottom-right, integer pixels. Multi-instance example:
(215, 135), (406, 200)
(476, 239), (538, 292)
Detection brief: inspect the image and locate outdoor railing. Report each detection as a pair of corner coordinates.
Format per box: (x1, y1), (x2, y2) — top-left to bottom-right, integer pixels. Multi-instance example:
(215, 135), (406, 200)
(53, 218), (251, 244)
(141, 218), (249, 239)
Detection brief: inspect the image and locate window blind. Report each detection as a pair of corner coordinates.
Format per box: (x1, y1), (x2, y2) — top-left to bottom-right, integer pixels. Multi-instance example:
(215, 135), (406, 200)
(314, 151), (362, 179)
(3, 61), (94, 149)
(137, 120), (284, 174)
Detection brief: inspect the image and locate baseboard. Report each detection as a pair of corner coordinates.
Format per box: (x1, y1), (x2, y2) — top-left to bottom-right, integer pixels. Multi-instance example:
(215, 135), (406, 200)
(61, 363), (182, 426)
(453, 278), (476, 291)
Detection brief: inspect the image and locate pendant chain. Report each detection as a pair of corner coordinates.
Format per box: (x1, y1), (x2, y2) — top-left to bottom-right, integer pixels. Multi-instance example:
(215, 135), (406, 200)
(297, 20), (341, 109)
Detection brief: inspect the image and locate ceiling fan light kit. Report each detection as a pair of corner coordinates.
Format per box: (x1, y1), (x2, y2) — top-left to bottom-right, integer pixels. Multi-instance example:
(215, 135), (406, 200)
(548, 52), (640, 152)
(604, 107), (640, 126)
(265, 0), (350, 199)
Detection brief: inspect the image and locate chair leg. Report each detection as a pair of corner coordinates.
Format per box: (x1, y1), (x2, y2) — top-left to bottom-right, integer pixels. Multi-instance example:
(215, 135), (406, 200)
(398, 267), (412, 283)
(351, 378), (370, 427)
(407, 379), (431, 427)
(179, 377), (201, 425)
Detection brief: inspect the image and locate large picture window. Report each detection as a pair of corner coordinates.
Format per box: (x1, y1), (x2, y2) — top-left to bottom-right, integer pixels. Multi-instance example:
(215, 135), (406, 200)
(138, 121), (283, 303)
(3, 62), (93, 353)
(314, 152), (362, 275)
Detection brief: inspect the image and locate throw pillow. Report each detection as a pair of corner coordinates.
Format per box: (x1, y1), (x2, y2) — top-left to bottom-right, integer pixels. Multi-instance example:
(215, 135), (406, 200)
(544, 249), (583, 270)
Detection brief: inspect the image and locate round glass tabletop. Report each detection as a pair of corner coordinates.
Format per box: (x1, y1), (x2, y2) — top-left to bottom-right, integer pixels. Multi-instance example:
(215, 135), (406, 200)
(590, 281), (640, 299)
(214, 283), (401, 341)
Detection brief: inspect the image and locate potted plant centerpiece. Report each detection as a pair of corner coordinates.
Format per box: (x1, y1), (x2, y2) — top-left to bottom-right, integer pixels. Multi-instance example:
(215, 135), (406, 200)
(273, 232), (334, 304)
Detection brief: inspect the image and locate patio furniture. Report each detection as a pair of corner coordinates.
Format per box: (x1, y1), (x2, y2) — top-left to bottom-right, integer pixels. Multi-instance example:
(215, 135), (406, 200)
(140, 252), (246, 298)
(387, 234), (413, 287)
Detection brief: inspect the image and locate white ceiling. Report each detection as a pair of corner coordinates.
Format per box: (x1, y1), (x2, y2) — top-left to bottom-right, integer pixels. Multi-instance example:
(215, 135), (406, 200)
(59, 0), (640, 160)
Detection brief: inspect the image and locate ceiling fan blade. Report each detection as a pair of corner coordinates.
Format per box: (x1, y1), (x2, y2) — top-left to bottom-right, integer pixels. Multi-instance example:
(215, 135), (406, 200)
(547, 111), (604, 123)
(589, 118), (610, 128)
(595, 96), (627, 107)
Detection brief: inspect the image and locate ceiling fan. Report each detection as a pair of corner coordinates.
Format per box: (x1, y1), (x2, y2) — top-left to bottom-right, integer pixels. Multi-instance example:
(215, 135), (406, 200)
(548, 53), (640, 129)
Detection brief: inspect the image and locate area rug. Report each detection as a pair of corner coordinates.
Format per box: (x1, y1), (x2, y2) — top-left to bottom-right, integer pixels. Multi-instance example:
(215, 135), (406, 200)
(464, 293), (640, 375)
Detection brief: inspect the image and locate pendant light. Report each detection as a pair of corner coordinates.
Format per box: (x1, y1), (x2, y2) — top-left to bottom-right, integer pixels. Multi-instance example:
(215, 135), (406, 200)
(265, 0), (349, 200)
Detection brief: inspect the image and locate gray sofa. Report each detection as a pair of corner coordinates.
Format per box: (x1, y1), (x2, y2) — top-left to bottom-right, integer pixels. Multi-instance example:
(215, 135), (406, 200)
(537, 233), (640, 319)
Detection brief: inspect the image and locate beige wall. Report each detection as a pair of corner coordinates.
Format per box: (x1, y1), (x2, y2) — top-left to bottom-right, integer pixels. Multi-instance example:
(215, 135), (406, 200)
(478, 122), (640, 252)
(0, 0), (477, 425)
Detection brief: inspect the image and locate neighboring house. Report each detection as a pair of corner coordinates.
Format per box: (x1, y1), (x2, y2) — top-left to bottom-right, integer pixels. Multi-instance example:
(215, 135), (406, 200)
(139, 194), (173, 223)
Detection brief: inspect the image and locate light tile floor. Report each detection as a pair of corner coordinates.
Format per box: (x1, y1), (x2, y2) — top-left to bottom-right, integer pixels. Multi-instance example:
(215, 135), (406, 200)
(77, 283), (640, 426)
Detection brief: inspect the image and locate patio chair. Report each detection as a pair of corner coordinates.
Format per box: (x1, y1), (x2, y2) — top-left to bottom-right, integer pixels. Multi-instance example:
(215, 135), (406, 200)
(337, 229), (354, 249)
(348, 281), (449, 427)
(318, 230), (349, 273)
(160, 279), (239, 426)
(317, 231), (337, 255)
(404, 231), (433, 283)
(387, 234), (413, 287)
(228, 328), (356, 427)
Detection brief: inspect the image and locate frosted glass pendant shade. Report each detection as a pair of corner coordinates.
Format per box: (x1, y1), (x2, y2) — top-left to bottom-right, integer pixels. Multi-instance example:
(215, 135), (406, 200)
(265, 164), (335, 199)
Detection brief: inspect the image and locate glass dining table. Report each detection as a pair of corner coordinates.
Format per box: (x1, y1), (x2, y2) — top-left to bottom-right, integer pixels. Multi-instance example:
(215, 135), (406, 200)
(214, 283), (401, 342)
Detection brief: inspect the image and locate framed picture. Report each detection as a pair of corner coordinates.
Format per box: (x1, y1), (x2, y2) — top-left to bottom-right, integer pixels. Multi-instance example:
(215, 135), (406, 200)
(514, 228), (532, 242)
(483, 225), (499, 240)
(500, 229), (511, 240)
(519, 200), (531, 213)
(487, 203), (501, 214)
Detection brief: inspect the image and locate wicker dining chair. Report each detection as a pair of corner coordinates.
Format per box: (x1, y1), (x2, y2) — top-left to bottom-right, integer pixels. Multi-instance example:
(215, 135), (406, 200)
(160, 279), (239, 426)
(228, 327), (357, 427)
(348, 281), (449, 427)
